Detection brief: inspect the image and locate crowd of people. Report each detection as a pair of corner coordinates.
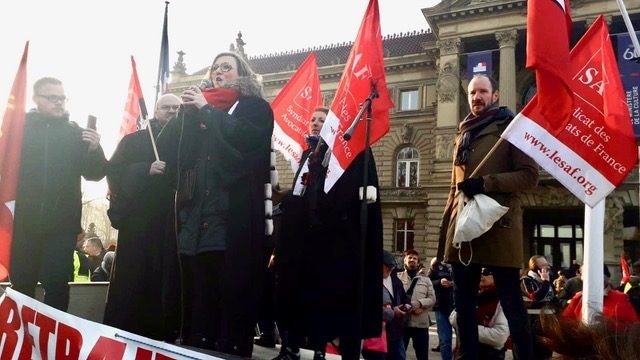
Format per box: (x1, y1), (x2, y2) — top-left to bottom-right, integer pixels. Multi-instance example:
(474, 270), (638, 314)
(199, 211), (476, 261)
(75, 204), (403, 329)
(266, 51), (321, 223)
(6, 65), (640, 360)
(6, 51), (382, 358)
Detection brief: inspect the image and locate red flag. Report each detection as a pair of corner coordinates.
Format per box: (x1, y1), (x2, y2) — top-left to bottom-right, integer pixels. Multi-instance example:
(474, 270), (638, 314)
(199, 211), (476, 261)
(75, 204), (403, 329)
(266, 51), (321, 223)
(271, 52), (321, 167)
(319, 0), (394, 192)
(119, 56), (146, 141)
(0, 42), (29, 281)
(527, 0), (574, 134)
(502, 16), (637, 207)
(621, 254), (631, 285)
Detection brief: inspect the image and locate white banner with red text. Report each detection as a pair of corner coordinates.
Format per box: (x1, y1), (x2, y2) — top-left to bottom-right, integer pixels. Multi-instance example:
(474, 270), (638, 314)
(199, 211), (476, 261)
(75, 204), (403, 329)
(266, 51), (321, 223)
(0, 288), (221, 360)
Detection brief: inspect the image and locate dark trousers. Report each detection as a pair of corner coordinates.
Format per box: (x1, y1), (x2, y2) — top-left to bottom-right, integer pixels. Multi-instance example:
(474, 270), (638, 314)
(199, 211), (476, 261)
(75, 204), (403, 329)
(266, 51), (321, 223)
(9, 230), (76, 311)
(386, 335), (406, 360)
(403, 326), (429, 360)
(340, 336), (363, 360)
(452, 263), (533, 360)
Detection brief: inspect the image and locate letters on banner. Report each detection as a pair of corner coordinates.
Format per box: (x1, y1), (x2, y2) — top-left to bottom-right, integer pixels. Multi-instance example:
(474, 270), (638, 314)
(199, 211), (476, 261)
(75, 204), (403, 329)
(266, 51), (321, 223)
(270, 53), (321, 170)
(502, 16), (637, 207)
(0, 288), (222, 360)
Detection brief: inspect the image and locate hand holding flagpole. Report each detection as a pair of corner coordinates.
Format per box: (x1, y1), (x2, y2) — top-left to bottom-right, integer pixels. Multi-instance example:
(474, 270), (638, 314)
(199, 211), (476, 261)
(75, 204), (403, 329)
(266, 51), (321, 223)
(343, 83), (379, 141)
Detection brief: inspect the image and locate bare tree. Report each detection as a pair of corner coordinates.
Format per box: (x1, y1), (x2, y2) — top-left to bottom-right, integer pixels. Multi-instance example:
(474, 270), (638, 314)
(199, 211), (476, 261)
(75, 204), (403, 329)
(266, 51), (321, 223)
(82, 199), (118, 246)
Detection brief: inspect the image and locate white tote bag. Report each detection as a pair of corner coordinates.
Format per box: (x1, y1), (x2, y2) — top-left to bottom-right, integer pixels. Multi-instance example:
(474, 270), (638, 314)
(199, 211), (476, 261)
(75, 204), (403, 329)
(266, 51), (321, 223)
(453, 192), (509, 265)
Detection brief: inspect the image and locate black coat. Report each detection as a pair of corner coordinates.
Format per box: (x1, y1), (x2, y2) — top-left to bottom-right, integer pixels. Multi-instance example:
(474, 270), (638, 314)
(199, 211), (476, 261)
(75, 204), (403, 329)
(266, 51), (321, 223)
(157, 95), (274, 339)
(386, 271), (409, 342)
(428, 262), (454, 313)
(14, 111), (106, 234)
(103, 120), (180, 340)
(276, 147), (383, 340)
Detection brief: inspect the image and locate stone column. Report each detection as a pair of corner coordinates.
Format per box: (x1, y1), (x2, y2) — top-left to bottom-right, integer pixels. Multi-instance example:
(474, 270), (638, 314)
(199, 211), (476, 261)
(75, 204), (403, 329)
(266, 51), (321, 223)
(435, 37), (462, 128)
(495, 30), (518, 110)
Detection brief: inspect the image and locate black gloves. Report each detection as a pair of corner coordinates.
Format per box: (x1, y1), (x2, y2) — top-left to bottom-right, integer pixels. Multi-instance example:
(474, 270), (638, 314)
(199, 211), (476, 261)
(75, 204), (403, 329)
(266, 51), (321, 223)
(457, 177), (484, 197)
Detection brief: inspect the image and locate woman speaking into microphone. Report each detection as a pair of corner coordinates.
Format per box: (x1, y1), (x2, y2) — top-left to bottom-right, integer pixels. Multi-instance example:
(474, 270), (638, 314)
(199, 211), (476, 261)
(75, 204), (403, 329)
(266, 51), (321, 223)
(157, 51), (274, 357)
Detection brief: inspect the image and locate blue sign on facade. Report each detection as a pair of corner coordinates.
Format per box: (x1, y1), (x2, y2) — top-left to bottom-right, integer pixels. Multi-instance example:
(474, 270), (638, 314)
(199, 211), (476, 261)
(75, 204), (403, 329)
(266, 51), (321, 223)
(467, 50), (493, 80)
(614, 32), (640, 138)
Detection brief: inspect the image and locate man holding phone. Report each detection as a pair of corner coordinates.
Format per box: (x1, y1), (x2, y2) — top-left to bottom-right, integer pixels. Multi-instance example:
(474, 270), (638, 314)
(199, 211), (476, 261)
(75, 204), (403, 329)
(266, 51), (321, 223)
(9, 77), (107, 311)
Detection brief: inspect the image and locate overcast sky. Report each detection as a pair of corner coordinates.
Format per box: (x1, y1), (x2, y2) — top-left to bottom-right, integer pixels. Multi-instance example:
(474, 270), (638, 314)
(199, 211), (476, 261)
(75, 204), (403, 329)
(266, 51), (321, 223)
(0, 0), (440, 200)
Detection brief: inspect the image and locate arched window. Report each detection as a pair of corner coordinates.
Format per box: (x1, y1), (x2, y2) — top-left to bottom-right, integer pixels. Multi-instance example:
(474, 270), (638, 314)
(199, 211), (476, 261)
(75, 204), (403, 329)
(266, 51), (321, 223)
(396, 147), (419, 187)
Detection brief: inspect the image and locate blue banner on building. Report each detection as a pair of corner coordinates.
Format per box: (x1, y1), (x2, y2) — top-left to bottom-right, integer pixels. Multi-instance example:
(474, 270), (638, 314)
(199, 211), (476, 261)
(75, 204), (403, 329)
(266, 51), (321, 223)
(614, 32), (640, 137)
(467, 50), (493, 80)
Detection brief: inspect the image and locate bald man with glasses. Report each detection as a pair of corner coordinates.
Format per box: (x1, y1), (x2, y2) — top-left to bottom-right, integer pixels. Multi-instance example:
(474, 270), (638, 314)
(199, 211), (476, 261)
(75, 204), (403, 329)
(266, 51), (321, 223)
(10, 76), (107, 311)
(103, 93), (183, 341)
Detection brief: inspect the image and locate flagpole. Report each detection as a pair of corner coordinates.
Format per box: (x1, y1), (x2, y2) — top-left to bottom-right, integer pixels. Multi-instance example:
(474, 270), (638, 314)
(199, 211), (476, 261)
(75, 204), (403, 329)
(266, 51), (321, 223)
(146, 117), (160, 162)
(615, 0), (640, 61)
(469, 138), (506, 178)
(343, 83), (379, 342)
(582, 201), (604, 324)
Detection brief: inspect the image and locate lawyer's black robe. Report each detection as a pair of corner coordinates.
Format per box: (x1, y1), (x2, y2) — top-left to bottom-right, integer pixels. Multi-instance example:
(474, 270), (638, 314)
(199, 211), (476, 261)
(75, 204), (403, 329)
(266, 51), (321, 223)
(156, 95), (274, 356)
(103, 120), (180, 341)
(276, 147), (383, 341)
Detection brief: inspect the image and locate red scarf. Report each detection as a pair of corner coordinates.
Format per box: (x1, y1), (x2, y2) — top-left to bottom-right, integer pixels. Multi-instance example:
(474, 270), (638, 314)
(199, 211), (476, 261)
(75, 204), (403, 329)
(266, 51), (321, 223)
(202, 87), (240, 110)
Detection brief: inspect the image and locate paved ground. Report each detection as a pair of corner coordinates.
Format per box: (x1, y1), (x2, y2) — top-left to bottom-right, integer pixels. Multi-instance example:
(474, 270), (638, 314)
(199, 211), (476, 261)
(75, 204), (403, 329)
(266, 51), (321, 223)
(249, 326), (515, 360)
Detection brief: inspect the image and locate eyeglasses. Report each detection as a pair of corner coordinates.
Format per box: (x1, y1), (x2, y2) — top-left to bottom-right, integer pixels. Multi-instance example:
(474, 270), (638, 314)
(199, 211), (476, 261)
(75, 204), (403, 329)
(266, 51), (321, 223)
(211, 62), (234, 73)
(481, 268), (492, 276)
(159, 105), (180, 111)
(37, 94), (67, 103)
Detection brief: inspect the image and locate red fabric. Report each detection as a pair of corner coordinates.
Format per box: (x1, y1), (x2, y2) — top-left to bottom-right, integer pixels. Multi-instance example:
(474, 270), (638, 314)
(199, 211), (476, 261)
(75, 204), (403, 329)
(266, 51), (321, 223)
(202, 88), (240, 111)
(119, 56), (144, 141)
(362, 303), (391, 353)
(562, 290), (639, 329)
(319, 0), (394, 192)
(270, 53), (321, 164)
(0, 42), (28, 281)
(526, 0), (574, 135)
(621, 255), (631, 285)
(325, 341), (340, 355)
(563, 16), (638, 186)
(502, 16), (637, 207)
(362, 320), (387, 353)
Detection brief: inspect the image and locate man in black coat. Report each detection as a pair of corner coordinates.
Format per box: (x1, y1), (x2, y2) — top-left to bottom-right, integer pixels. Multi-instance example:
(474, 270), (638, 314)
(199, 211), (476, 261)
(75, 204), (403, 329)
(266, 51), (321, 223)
(10, 77), (107, 311)
(103, 93), (182, 341)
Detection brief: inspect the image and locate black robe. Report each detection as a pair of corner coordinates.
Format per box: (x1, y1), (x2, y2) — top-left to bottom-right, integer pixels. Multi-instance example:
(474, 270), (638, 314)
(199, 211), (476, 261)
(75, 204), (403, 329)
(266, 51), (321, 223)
(276, 146), (383, 340)
(103, 120), (180, 341)
(157, 94), (274, 355)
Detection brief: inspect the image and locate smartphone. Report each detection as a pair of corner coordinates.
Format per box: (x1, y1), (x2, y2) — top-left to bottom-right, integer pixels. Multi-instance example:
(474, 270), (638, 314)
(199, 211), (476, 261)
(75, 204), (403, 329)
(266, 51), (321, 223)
(399, 304), (413, 312)
(87, 115), (97, 130)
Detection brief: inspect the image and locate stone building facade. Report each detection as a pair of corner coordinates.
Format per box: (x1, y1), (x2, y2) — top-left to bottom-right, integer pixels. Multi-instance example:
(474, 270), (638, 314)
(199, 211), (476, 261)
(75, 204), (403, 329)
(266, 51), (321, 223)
(168, 0), (640, 276)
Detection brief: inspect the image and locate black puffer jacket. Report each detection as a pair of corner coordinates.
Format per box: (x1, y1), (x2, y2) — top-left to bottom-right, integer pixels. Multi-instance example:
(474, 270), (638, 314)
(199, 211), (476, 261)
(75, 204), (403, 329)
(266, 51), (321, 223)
(14, 111), (107, 233)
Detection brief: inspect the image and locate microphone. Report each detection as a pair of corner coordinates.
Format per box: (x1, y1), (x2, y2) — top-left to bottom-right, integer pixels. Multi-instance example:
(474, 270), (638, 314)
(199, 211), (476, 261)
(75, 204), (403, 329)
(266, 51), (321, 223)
(199, 78), (212, 90)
